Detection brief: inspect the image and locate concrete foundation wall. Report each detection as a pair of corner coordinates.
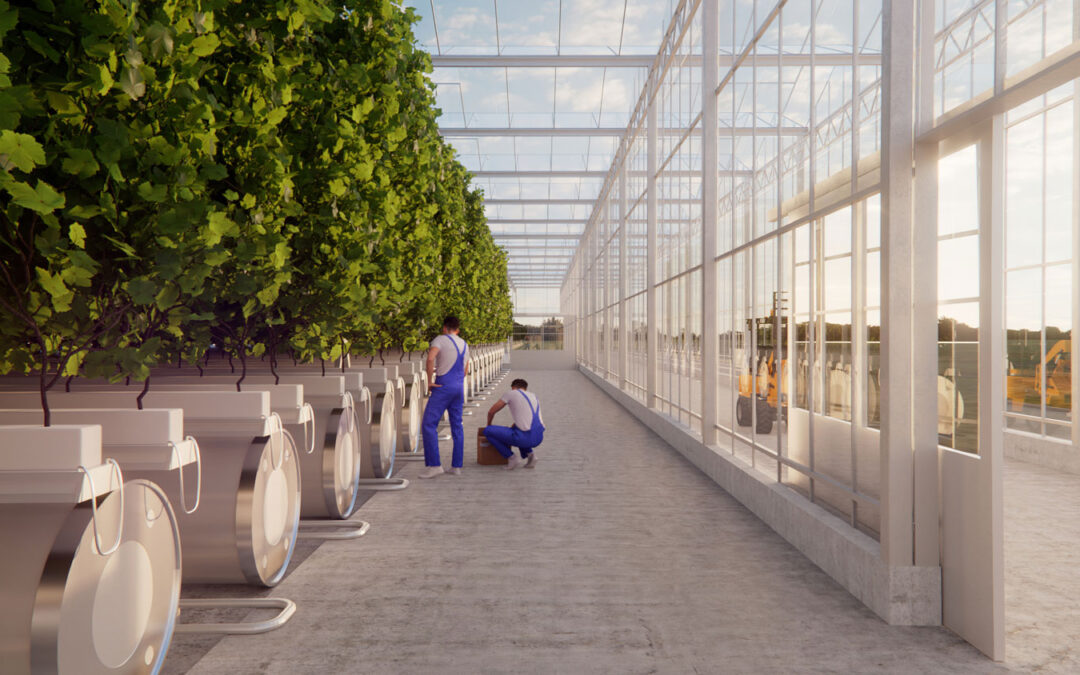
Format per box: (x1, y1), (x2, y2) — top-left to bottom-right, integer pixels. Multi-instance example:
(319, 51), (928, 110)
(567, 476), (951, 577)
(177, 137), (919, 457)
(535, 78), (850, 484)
(507, 350), (576, 370)
(1005, 431), (1080, 475)
(581, 365), (942, 627)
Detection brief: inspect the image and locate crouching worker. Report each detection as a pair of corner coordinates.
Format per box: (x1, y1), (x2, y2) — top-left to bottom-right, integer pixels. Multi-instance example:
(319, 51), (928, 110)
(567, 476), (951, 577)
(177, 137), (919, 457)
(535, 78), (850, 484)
(483, 379), (544, 470)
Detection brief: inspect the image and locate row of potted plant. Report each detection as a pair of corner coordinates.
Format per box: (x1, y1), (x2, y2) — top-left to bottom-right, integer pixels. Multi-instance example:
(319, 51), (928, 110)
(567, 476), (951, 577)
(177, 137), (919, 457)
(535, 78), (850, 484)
(0, 0), (514, 425)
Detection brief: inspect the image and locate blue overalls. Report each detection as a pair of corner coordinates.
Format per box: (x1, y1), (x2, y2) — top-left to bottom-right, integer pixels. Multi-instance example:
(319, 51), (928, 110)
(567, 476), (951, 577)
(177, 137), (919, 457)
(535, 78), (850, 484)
(483, 391), (545, 459)
(421, 337), (466, 468)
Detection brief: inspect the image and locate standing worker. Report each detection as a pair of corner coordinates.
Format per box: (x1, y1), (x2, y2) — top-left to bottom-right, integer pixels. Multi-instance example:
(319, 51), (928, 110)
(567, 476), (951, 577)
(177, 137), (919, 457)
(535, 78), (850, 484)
(483, 378), (544, 470)
(419, 316), (470, 479)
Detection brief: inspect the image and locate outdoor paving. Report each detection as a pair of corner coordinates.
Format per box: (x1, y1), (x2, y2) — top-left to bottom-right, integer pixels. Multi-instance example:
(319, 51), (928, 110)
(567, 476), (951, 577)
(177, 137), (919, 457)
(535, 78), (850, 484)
(169, 368), (1070, 673)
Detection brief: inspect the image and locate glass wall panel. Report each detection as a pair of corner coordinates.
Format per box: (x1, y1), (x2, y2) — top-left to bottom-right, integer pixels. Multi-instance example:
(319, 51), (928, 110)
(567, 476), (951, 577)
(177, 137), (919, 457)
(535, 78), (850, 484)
(938, 146), (981, 454)
(570, 0), (887, 540)
(865, 195), (882, 430)
(1004, 87), (1075, 441)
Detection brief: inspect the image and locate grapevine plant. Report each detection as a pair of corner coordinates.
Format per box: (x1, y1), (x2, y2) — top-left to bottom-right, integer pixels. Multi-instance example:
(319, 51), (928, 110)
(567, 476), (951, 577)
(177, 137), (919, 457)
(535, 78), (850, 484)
(0, 0), (514, 425)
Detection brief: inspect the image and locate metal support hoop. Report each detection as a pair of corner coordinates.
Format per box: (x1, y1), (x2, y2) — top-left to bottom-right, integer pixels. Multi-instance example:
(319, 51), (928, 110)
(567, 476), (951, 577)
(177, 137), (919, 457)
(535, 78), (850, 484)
(395, 454), (426, 461)
(301, 402), (316, 454)
(359, 386), (373, 424)
(169, 436), (202, 514)
(355, 477), (410, 491)
(266, 413), (287, 470)
(175, 598), (297, 635)
(297, 519), (371, 540)
(342, 392), (357, 434)
(76, 459), (124, 556)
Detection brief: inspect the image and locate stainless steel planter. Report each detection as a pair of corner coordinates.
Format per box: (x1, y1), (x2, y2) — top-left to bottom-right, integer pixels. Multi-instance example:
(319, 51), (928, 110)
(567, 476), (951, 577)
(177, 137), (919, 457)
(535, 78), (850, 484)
(396, 363), (422, 454)
(299, 394), (361, 518)
(358, 386), (397, 480)
(0, 477), (181, 675)
(142, 418), (300, 586)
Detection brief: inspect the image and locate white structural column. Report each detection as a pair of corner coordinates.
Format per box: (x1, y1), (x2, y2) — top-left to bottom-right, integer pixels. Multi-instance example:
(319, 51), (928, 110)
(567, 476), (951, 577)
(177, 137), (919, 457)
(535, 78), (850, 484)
(619, 165), (630, 388)
(605, 211), (612, 378)
(646, 86), (659, 408)
(1074, 79), (1080, 448)
(878, 0), (916, 566)
(977, 113), (1007, 659)
(700, 0), (718, 445)
(912, 0), (942, 568)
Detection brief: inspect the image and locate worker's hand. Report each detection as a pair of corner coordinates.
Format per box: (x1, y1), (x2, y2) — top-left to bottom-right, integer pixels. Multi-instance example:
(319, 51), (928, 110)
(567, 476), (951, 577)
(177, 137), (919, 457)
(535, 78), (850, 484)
(429, 383), (442, 388)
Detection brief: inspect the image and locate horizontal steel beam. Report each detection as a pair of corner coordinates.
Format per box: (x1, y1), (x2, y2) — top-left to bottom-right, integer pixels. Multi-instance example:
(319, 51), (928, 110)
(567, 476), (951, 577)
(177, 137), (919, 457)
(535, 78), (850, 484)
(442, 127), (624, 137)
(487, 219), (587, 224)
(493, 233), (582, 240)
(433, 54), (655, 68)
(443, 126), (806, 137)
(500, 249), (577, 253)
(485, 199), (595, 206)
(471, 169), (747, 179)
(472, 170), (607, 178)
(432, 53), (880, 69)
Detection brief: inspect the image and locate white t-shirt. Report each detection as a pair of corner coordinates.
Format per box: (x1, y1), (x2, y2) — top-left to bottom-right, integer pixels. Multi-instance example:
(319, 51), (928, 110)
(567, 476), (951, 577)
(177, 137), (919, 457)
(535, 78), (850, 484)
(501, 389), (543, 431)
(430, 334), (469, 376)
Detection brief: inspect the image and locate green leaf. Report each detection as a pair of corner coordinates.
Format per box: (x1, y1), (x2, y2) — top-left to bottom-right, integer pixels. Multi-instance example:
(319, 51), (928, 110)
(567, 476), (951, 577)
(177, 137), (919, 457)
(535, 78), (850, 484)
(5, 179), (65, 214)
(126, 278), (156, 305)
(265, 107), (287, 126)
(68, 223), (86, 248)
(270, 241), (289, 268)
(190, 34), (219, 57)
(35, 267), (73, 312)
(137, 181), (167, 202)
(61, 148), (100, 177)
(0, 130), (45, 172)
(0, 7), (18, 43)
(154, 284), (179, 310)
(92, 63), (114, 95)
(23, 30), (60, 63)
(66, 204), (103, 219)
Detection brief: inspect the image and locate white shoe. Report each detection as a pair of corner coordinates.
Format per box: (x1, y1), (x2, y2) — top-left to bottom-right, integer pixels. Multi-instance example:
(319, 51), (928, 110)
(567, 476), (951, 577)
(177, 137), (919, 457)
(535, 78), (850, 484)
(505, 455), (521, 471)
(445, 467), (461, 476)
(419, 466), (445, 479)
(524, 453), (537, 469)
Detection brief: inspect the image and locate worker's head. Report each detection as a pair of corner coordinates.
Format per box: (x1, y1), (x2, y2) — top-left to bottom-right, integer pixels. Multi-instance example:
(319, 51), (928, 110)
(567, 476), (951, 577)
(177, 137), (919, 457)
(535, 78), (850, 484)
(442, 316), (460, 334)
(510, 379), (528, 390)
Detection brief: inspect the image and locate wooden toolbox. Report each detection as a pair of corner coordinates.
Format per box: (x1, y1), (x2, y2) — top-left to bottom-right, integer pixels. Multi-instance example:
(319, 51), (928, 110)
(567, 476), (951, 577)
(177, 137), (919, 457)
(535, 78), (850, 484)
(477, 428), (507, 465)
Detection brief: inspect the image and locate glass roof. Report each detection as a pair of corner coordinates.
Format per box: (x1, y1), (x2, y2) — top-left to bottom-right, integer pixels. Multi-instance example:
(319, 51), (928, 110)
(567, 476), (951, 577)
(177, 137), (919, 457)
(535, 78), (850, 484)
(405, 0), (678, 297)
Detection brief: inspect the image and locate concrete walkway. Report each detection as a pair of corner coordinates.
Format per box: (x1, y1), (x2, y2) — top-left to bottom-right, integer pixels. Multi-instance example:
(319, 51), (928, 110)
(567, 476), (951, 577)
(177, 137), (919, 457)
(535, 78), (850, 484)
(178, 369), (1011, 674)
(1004, 456), (1080, 670)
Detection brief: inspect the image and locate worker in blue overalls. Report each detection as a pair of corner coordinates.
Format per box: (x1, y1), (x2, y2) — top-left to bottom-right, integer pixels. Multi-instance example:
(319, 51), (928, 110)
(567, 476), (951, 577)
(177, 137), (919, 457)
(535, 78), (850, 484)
(419, 316), (470, 479)
(483, 378), (544, 470)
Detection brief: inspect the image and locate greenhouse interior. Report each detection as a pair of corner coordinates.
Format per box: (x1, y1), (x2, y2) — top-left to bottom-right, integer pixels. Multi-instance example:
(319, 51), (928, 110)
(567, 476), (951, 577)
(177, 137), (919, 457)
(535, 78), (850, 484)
(0, 0), (1077, 672)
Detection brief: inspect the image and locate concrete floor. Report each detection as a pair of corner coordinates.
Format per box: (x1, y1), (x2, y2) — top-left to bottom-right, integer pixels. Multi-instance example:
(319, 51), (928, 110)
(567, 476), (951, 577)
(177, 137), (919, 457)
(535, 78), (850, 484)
(170, 369), (1066, 674)
(1004, 457), (1080, 670)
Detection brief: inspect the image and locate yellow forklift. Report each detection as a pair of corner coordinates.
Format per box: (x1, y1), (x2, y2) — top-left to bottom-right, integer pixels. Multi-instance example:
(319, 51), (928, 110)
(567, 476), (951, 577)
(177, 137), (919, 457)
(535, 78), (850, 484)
(736, 292), (788, 435)
(1007, 338), (1072, 413)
